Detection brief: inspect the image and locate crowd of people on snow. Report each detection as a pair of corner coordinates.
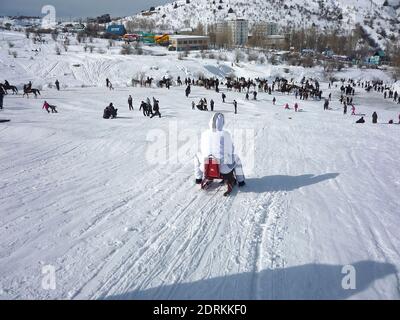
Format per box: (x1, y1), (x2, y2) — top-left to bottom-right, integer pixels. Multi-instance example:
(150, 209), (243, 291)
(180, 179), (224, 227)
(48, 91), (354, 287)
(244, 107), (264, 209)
(178, 74), (400, 123)
(332, 78), (400, 124)
(1, 73), (400, 126)
(3, 72), (400, 196)
(181, 75), (333, 116)
(103, 96), (162, 119)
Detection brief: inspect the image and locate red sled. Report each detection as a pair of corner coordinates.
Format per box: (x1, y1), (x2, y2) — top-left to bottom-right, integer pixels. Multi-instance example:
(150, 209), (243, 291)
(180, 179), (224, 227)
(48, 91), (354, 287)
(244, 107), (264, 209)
(201, 156), (223, 190)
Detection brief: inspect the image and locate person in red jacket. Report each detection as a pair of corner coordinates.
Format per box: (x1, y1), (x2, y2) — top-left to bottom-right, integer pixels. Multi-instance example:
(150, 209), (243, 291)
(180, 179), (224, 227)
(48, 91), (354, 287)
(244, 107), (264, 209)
(42, 101), (50, 113)
(284, 103), (290, 110)
(294, 102), (299, 112)
(43, 101), (58, 113)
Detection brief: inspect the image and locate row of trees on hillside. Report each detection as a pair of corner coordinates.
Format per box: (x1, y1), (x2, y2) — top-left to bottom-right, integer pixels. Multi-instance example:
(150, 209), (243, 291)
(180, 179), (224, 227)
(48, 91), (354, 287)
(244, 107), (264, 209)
(183, 21), (379, 58)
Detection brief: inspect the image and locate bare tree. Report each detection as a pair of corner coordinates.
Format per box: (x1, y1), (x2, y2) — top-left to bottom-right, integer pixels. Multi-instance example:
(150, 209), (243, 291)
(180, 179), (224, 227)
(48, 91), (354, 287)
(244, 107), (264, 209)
(216, 24), (233, 49)
(126, 18), (155, 33)
(193, 22), (205, 36)
(137, 71), (146, 86)
(248, 23), (266, 48)
(233, 49), (244, 63)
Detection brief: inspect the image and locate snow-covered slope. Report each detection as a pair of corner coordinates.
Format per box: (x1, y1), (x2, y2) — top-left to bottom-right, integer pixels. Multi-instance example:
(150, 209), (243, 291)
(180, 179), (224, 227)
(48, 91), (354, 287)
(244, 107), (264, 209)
(124, 0), (400, 49)
(0, 31), (394, 92)
(1, 31), (400, 300)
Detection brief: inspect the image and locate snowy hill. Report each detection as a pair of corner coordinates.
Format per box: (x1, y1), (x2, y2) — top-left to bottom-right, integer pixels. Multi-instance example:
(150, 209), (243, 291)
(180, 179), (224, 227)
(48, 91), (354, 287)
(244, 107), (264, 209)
(123, 0), (400, 49)
(1, 31), (400, 300)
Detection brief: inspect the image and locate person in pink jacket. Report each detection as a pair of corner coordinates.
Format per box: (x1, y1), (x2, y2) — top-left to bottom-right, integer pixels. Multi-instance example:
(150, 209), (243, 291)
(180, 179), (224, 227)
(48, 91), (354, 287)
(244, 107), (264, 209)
(351, 104), (356, 115)
(294, 103), (299, 112)
(43, 101), (58, 113)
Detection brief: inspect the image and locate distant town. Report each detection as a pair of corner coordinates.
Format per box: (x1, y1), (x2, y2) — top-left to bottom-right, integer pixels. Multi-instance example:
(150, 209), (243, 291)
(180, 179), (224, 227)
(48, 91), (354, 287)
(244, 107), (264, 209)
(0, 10), (394, 72)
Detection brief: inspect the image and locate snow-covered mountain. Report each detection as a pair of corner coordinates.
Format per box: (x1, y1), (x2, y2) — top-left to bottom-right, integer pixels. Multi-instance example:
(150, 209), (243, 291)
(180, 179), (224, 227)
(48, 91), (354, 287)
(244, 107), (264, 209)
(123, 0), (400, 49)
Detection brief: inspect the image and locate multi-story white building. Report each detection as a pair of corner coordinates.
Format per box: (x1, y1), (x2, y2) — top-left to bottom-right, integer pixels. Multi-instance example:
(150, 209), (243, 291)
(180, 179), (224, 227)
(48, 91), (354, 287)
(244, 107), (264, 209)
(216, 18), (249, 46)
(228, 19), (249, 46)
(252, 22), (280, 37)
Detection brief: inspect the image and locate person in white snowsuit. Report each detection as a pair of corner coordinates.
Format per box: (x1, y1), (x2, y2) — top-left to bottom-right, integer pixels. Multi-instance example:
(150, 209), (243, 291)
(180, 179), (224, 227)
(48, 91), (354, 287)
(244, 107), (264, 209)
(194, 113), (246, 193)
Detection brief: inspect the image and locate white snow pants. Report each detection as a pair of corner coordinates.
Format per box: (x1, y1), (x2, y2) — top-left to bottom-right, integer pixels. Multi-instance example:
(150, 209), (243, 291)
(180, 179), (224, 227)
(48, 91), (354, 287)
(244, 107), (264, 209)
(194, 154), (245, 183)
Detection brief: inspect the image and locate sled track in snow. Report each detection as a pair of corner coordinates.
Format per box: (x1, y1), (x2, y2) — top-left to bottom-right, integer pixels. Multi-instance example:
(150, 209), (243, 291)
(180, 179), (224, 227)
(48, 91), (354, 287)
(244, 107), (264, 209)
(73, 184), (236, 299)
(73, 166), (186, 239)
(129, 190), (235, 299)
(239, 190), (288, 300)
(71, 183), (290, 299)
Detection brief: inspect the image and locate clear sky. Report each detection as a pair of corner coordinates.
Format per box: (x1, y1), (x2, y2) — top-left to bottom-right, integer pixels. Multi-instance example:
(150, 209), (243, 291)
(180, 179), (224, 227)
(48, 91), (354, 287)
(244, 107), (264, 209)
(0, 0), (172, 18)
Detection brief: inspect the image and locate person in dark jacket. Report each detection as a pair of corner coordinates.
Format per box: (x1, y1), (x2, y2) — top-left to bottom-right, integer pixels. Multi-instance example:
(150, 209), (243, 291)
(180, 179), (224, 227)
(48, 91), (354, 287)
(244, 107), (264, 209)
(103, 103), (117, 119)
(203, 98), (208, 111)
(185, 85), (191, 98)
(324, 99), (329, 110)
(110, 103), (117, 118)
(151, 99), (161, 118)
(210, 99), (214, 112)
(128, 95), (133, 111)
(103, 107), (111, 119)
(233, 100), (238, 114)
(0, 87), (5, 109)
(55, 79), (60, 91)
(356, 116), (365, 124)
(372, 112), (378, 124)
(222, 92), (226, 103)
(140, 101), (149, 116)
(253, 91), (257, 100)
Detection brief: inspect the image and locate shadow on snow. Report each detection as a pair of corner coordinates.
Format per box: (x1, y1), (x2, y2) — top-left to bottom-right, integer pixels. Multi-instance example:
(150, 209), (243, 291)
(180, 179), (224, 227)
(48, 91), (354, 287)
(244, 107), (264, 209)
(105, 261), (397, 300)
(243, 173), (340, 193)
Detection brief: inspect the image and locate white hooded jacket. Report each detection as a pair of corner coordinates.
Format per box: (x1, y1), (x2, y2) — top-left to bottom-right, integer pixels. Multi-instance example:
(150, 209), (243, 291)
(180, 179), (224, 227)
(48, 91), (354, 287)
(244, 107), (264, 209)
(200, 113), (236, 174)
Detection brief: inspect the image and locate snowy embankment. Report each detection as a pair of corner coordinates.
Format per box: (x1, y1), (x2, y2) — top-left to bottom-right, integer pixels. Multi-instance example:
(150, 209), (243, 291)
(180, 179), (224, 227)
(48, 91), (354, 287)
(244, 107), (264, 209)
(1, 31), (400, 300)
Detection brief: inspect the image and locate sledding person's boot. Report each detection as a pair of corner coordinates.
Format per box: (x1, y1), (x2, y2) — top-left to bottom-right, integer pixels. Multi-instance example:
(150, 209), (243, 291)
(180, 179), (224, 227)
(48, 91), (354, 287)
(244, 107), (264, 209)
(223, 171), (236, 197)
(196, 179), (203, 185)
(223, 181), (234, 197)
